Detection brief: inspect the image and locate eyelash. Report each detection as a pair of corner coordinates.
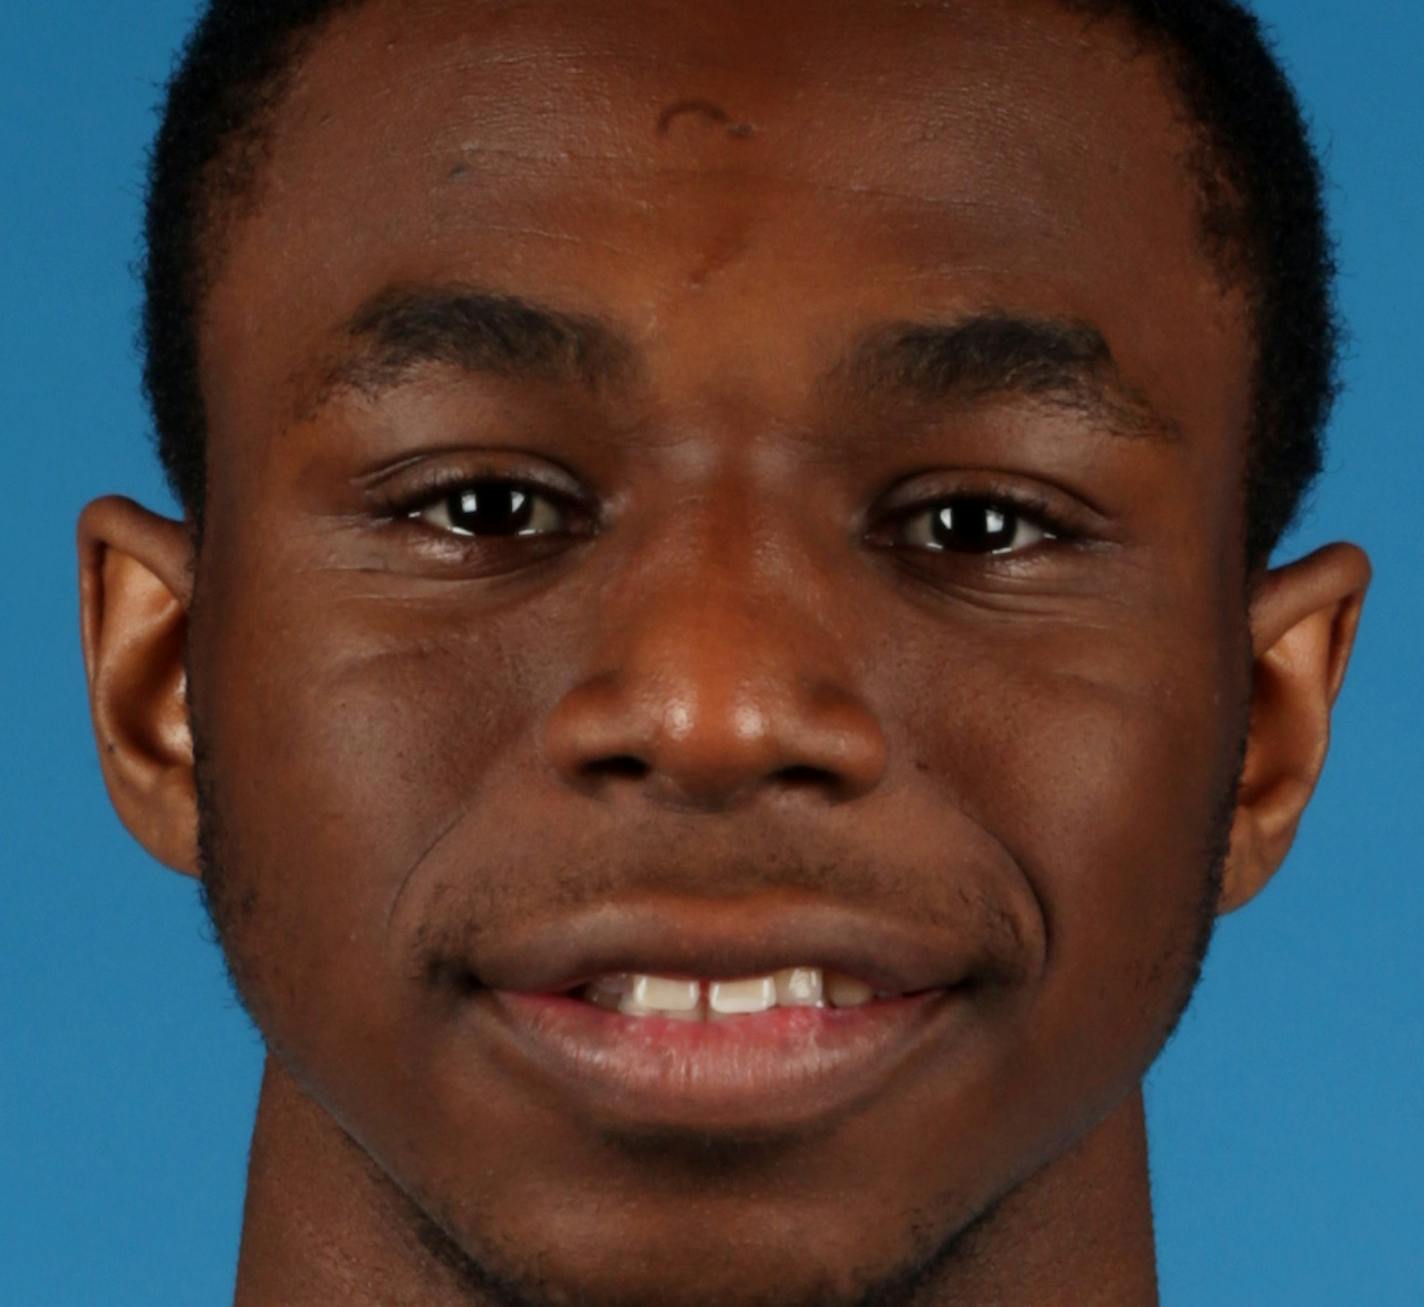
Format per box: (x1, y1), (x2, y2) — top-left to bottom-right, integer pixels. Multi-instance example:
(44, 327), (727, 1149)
(375, 474), (1074, 560)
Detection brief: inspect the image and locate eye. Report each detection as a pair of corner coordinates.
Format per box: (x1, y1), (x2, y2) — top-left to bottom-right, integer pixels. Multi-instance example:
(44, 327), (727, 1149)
(890, 496), (1055, 556)
(409, 479), (570, 538)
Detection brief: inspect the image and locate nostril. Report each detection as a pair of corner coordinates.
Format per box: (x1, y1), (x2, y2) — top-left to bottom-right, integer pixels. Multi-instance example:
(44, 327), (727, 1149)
(777, 764), (836, 788)
(588, 755), (650, 781)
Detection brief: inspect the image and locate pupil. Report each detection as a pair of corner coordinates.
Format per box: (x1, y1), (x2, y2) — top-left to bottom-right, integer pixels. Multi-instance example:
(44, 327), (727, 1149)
(448, 483), (533, 536)
(932, 500), (1014, 553)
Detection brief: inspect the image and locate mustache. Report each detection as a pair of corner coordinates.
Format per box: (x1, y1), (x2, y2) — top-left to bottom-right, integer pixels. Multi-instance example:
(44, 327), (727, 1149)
(395, 809), (1037, 984)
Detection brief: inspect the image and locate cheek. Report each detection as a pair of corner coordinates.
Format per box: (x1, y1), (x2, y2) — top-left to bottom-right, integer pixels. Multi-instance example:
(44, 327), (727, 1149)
(898, 619), (1242, 1097)
(197, 593), (530, 1062)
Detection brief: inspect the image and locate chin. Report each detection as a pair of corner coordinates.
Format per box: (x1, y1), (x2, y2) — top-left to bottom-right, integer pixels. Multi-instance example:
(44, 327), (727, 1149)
(415, 1200), (961, 1307)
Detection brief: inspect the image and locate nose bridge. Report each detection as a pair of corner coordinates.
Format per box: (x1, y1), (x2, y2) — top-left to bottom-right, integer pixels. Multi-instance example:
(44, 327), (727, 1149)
(542, 463), (887, 811)
(637, 460), (793, 671)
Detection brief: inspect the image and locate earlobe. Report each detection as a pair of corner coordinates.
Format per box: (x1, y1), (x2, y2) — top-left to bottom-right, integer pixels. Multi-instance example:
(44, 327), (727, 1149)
(1219, 542), (1371, 914)
(77, 495), (200, 877)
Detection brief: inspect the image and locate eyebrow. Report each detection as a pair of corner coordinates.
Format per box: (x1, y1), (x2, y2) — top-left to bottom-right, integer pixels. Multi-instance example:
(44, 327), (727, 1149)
(842, 314), (1178, 442)
(312, 286), (1174, 442)
(313, 284), (632, 404)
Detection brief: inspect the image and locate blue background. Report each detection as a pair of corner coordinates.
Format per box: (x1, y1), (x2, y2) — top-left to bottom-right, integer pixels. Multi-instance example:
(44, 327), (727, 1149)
(3, 3), (1420, 1303)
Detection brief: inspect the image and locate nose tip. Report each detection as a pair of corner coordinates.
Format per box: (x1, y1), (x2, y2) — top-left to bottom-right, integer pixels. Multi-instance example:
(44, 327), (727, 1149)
(543, 673), (887, 814)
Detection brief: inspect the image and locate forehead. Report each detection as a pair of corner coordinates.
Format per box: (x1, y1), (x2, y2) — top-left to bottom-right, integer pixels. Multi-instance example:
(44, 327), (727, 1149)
(200, 0), (1250, 466)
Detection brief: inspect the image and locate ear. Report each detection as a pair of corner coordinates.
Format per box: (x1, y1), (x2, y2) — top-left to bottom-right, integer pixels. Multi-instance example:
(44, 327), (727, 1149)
(1218, 542), (1371, 914)
(77, 495), (199, 877)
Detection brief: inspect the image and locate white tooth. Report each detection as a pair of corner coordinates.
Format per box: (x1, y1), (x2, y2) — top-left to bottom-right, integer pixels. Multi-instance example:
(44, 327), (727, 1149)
(826, 973), (874, 1008)
(630, 974), (700, 1012)
(708, 975), (778, 1015)
(774, 967), (824, 1006)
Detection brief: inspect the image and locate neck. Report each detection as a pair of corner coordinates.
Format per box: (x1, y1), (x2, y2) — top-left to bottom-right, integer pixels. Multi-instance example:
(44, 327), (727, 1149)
(234, 1057), (1159, 1307)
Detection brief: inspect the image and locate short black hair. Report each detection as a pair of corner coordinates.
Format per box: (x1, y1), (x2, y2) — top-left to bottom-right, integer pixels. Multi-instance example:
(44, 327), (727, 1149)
(142, 0), (1337, 567)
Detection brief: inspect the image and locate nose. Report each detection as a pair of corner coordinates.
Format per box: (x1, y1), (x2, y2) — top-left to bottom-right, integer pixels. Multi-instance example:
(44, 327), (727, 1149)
(542, 549), (887, 815)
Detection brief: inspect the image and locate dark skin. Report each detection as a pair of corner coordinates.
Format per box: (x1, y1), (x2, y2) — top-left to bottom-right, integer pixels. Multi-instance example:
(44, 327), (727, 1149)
(78, 1), (1370, 1304)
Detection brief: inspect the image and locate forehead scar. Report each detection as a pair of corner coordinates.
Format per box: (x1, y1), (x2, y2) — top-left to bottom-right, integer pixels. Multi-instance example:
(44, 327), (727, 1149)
(657, 98), (755, 139)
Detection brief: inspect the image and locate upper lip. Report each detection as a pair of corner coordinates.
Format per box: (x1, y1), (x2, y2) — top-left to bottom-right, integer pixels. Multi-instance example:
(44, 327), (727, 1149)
(460, 896), (981, 997)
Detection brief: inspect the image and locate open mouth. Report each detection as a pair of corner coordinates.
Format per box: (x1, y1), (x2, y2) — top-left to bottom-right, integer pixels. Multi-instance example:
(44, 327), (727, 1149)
(447, 897), (990, 1131)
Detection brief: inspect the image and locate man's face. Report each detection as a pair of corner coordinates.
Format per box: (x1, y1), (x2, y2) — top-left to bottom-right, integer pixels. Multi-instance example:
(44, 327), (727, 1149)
(190, 0), (1253, 1301)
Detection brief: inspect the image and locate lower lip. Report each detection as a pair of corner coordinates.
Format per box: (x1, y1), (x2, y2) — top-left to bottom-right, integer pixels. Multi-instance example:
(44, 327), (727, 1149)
(479, 988), (965, 1131)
